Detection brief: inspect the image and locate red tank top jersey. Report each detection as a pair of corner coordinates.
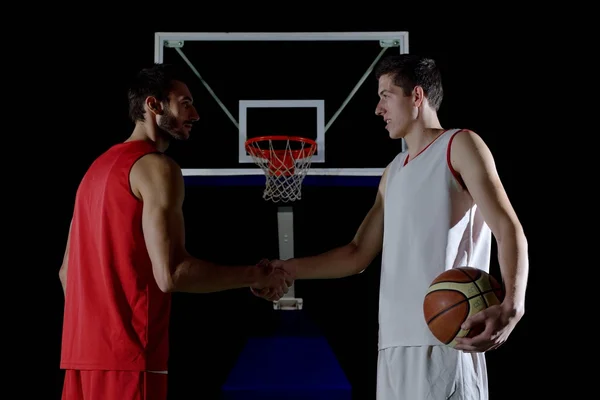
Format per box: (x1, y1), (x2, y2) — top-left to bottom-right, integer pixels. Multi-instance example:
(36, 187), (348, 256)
(60, 140), (171, 371)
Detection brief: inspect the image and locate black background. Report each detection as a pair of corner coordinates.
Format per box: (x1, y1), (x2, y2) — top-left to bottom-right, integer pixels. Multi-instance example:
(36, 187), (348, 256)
(18, 12), (554, 400)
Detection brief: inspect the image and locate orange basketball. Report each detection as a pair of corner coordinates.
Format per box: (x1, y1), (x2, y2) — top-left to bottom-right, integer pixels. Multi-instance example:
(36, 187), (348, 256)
(423, 266), (505, 348)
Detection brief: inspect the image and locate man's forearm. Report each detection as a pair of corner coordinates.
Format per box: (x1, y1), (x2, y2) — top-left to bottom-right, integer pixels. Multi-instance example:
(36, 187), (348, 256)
(172, 257), (259, 293)
(288, 243), (368, 279)
(497, 225), (528, 313)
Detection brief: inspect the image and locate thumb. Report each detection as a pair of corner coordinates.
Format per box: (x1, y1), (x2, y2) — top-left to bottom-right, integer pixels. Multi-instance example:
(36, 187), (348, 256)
(256, 258), (270, 267)
(462, 309), (488, 330)
(250, 287), (268, 296)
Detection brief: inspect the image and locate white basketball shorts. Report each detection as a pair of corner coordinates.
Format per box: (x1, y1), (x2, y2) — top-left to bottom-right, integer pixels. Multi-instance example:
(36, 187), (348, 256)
(376, 345), (488, 400)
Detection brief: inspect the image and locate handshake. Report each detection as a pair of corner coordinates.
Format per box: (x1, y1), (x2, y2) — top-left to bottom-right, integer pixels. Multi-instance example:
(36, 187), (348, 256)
(249, 258), (296, 302)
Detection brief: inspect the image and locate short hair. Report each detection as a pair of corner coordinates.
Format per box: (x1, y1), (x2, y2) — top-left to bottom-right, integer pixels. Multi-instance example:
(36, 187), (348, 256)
(127, 63), (188, 122)
(374, 54), (443, 111)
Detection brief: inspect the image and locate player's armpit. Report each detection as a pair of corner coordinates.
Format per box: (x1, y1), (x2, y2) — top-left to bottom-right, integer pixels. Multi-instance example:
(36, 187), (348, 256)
(449, 130), (522, 241)
(59, 218), (73, 295)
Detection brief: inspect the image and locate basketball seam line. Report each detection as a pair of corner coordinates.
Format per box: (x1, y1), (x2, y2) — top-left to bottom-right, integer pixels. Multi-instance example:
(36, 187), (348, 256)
(450, 269), (485, 344)
(425, 288), (497, 325)
(458, 268), (491, 309)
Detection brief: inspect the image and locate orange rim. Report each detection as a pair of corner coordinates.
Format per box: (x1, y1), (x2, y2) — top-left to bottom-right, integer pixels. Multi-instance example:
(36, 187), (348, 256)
(245, 136), (317, 160)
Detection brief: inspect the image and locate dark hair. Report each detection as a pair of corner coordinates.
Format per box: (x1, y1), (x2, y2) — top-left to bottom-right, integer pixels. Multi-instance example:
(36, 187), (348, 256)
(374, 54), (443, 111)
(127, 63), (188, 122)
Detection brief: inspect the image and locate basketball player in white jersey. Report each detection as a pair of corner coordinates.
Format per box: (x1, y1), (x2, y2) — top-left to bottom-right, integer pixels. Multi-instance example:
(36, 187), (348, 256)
(253, 54), (528, 399)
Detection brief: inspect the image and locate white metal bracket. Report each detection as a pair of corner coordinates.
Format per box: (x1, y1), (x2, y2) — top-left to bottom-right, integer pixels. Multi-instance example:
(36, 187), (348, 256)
(274, 298), (304, 310)
(165, 40), (184, 48)
(379, 39), (401, 47)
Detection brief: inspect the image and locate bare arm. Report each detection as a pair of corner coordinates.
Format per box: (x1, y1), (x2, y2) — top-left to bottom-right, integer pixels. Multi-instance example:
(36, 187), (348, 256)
(131, 153), (275, 293)
(285, 165), (389, 279)
(451, 130), (528, 315)
(58, 219), (72, 296)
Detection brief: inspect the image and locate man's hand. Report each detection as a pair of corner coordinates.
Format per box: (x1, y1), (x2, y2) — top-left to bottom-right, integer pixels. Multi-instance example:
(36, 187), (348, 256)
(454, 302), (524, 353)
(251, 259), (296, 302)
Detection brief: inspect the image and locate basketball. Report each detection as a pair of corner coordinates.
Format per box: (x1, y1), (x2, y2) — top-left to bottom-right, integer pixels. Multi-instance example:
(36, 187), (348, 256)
(423, 266), (505, 348)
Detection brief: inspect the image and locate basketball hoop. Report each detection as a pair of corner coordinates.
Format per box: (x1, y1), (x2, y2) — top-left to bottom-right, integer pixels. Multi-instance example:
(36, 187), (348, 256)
(245, 135), (317, 203)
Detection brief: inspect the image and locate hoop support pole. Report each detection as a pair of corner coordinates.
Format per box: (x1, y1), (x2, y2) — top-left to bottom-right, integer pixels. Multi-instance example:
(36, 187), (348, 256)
(274, 206), (303, 310)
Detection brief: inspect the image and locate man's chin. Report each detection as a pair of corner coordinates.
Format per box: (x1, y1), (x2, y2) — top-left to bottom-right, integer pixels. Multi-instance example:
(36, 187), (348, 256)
(388, 129), (406, 140)
(170, 131), (190, 141)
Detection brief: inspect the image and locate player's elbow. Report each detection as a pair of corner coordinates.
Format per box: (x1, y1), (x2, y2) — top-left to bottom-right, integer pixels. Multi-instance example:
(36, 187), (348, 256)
(157, 280), (176, 293)
(348, 242), (376, 275)
(153, 264), (177, 293)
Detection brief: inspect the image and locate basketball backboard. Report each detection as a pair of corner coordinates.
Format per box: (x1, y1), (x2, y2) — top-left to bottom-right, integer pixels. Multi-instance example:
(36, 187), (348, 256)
(154, 32), (409, 189)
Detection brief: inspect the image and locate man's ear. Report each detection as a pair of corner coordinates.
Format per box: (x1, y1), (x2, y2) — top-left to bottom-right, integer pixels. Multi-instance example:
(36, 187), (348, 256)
(145, 97), (163, 115)
(413, 86), (425, 108)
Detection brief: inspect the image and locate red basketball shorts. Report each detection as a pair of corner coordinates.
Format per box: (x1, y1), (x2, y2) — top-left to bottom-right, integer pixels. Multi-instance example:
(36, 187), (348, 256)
(61, 370), (168, 400)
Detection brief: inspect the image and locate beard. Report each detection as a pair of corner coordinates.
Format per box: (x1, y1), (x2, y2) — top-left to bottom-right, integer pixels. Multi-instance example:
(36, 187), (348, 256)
(157, 106), (188, 141)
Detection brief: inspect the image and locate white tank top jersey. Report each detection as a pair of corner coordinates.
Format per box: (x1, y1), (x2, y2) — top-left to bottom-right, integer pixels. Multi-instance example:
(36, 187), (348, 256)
(378, 128), (492, 349)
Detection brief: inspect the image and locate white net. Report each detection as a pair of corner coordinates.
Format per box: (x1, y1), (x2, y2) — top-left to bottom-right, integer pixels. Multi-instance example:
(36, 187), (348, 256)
(245, 136), (317, 203)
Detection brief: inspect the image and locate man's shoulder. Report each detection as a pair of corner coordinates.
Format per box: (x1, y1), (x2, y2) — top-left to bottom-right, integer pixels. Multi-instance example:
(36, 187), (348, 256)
(448, 128), (480, 142)
(135, 151), (180, 171)
(131, 151), (183, 187)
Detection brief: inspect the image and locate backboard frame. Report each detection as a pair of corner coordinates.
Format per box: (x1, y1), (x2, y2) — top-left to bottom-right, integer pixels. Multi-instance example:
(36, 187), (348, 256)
(153, 31), (409, 185)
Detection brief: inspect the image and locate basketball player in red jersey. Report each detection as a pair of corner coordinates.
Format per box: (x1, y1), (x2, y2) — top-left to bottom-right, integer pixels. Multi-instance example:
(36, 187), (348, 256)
(254, 55), (528, 399)
(58, 64), (293, 400)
